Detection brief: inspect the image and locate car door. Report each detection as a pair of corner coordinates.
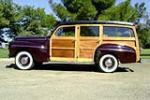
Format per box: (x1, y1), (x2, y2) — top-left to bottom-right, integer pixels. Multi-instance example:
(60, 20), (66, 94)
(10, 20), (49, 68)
(77, 25), (101, 62)
(50, 25), (77, 62)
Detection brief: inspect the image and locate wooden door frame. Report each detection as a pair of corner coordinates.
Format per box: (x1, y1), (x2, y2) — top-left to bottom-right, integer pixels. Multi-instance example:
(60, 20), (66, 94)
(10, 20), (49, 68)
(49, 25), (78, 62)
(77, 24), (103, 63)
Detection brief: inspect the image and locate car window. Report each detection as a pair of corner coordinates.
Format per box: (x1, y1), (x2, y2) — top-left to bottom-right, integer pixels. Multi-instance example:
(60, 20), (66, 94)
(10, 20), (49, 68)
(55, 26), (75, 37)
(80, 26), (99, 37)
(103, 26), (134, 37)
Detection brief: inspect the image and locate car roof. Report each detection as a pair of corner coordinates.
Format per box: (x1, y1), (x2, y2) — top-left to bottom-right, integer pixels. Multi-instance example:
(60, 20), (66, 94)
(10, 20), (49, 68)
(57, 21), (135, 26)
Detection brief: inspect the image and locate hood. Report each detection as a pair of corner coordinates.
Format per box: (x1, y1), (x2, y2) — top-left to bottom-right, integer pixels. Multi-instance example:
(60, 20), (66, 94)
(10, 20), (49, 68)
(15, 36), (48, 41)
(13, 36), (49, 46)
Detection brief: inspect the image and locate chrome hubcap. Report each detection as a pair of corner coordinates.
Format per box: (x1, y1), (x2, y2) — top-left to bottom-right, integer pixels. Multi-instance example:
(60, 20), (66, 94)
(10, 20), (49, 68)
(105, 58), (113, 68)
(20, 56), (29, 65)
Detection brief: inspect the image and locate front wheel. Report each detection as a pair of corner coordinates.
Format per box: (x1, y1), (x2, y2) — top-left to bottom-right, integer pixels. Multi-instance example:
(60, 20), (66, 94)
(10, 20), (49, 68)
(97, 54), (119, 73)
(15, 51), (34, 70)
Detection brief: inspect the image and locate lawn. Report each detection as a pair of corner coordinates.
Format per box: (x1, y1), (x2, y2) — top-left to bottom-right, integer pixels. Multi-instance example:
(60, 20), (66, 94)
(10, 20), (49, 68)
(0, 48), (9, 58)
(141, 49), (150, 59)
(0, 48), (150, 59)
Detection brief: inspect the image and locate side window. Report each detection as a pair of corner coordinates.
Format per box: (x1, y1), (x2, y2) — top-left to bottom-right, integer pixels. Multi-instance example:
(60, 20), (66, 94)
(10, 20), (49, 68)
(80, 26), (99, 37)
(103, 26), (134, 37)
(55, 26), (75, 37)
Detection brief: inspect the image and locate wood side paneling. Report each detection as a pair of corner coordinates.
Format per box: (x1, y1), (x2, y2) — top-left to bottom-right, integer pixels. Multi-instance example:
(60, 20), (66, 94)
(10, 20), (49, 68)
(51, 38), (75, 58)
(52, 49), (74, 58)
(80, 40), (98, 49)
(52, 39), (75, 48)
(79, 39), (99, 58)
(79, 49), (94, 58)
(102, 40), (136, 48)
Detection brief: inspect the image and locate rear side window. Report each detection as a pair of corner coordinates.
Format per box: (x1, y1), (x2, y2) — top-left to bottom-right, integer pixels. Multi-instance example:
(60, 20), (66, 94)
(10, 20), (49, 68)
(80, 26), (99, 37)
(103, 26), (134, 37)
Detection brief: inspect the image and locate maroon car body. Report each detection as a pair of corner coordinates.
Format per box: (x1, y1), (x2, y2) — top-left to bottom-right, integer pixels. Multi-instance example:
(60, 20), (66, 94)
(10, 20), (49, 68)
(8, 21), (140, 72)
(9, 36), (50, 63)
(9, 37), (136, 63)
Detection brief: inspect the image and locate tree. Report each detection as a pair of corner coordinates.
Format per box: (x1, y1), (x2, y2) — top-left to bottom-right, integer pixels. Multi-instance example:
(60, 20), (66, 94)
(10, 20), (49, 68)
(49, 0), (115, 21)
(98, 0), (146, 22)
(0, 0), (56, 36)
(92, 0), (115, 20)
(0, 0), (16, 27)
(49, 0), (146, 23)
(138, 28), (150, 48)
(137, 12), (150, 48)
(14, 6), (56, 36)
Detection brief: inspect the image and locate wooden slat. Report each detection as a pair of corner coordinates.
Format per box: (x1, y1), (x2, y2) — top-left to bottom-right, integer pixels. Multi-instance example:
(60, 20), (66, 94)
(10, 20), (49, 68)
(51, 38), (75, 58)
(52, 47), (74, 50)
(79, 49), (94, 58)
(52, 49), (74, 58)
(102, 40), (136, 47)
(52, 39), (75, 48)
(80, 40), (98, 49)
(79, 38), (99, 58)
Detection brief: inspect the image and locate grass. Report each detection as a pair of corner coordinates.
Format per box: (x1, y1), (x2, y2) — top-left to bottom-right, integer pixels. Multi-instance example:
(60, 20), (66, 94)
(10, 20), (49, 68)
(0, 48), (9, 58)
(0, 48), (150, 59)
(141, 49), (150, 59)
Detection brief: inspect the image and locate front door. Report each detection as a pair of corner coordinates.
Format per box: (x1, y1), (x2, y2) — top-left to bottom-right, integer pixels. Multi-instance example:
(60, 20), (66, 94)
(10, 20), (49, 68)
(50, 25), (76, 62)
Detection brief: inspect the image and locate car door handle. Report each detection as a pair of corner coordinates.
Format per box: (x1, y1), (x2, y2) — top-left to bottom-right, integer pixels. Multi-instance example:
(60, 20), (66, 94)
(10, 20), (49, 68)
(96, 41), (100, 43)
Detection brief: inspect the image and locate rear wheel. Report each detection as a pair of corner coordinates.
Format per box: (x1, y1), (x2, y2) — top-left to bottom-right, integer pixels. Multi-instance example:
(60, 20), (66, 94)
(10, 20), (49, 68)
(97, 54), (118, 73)
(15, 51), (34, 70)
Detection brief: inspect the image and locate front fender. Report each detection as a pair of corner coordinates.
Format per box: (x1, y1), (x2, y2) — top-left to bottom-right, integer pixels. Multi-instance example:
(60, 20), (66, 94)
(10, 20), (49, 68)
(94, 44), (136, 63)
(9, 37), (49, 63)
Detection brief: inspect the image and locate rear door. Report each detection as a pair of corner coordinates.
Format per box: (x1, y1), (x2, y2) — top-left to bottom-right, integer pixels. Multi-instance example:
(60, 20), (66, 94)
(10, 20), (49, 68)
(77, 25), (101, 62)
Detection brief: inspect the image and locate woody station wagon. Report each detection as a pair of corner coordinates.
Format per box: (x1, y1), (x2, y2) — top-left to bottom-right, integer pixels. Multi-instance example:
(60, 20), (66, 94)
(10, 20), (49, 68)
(9, 21), (141, 73)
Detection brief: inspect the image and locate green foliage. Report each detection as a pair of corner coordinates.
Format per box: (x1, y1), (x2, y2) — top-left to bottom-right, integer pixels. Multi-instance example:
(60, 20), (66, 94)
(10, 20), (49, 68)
(0, 48), (8, 58)
(98, 0), (146, 22)
(50, 0), (146, 23)
(50, 0), (115, 20)
(141, 49), (150, 59)
(0, 0), (56, 36)
(52, 4), (72, 21)
(92, 0), (115, 19)
(137, 28), (150, 48)
(136, 11), (150, 48)
(135, 3), (146, 18)
(14, 6), (56, 36)
(0, 0), (13, 27)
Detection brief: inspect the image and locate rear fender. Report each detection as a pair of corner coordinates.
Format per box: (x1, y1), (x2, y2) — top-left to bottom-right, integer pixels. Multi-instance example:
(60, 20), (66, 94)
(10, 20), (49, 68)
(94, 44), (136, 63)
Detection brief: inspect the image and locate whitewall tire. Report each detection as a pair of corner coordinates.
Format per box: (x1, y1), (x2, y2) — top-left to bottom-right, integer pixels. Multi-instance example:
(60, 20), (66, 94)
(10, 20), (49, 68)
(98, 54), (118, 73)
(15, 51), (34, 70)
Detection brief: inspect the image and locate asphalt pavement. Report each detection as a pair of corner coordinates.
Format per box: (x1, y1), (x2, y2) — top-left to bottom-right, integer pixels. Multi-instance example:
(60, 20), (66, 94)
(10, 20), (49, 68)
(0, 59), (150, 100)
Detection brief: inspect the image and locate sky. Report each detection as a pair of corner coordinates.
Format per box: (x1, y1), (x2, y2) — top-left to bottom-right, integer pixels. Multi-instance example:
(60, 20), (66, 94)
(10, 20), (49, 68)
(13, 0), (150, 15)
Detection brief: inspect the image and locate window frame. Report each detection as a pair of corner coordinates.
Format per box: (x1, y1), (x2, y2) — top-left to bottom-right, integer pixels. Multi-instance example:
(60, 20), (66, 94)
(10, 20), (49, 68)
(79, 25), (100, 38)
(103, 25), (135, 38)
(53, 25), (76, 38)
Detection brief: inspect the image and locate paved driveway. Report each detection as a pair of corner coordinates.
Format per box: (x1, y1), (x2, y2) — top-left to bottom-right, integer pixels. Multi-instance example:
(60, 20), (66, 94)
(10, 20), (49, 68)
(0, 59), (150, 100)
